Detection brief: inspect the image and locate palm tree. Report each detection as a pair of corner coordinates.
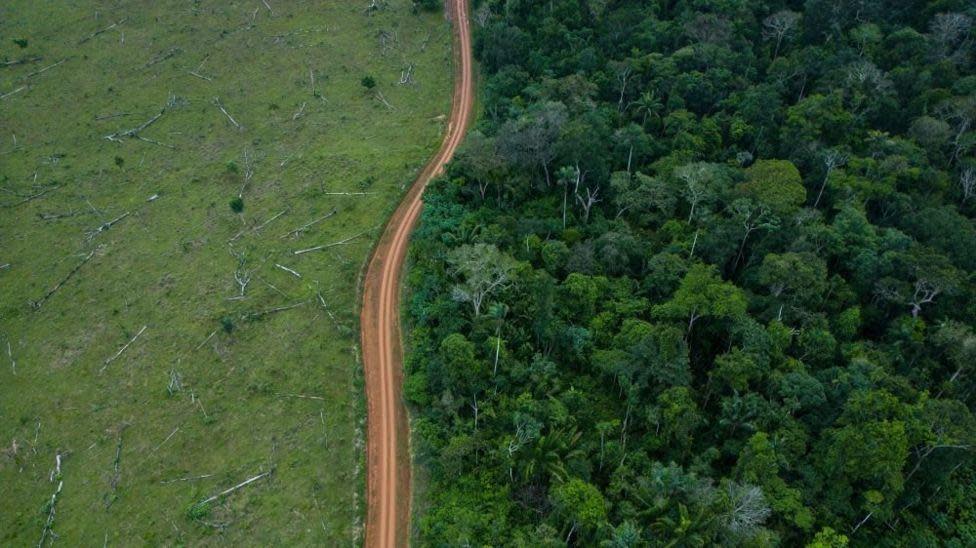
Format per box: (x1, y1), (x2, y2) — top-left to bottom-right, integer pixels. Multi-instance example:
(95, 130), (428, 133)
(630, 90), (664, 128)
(651, 503), (712, 548)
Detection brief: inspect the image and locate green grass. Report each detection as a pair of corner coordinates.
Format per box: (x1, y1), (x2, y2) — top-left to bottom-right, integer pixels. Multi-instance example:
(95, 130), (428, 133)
(0, 1), (452, 544)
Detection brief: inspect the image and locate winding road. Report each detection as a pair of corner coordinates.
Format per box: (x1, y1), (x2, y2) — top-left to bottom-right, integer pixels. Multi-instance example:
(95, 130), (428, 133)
(360, 0), (473, 546)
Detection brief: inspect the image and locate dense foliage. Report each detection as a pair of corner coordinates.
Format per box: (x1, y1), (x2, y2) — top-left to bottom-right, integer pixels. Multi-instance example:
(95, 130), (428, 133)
(407, 0), (976, 545)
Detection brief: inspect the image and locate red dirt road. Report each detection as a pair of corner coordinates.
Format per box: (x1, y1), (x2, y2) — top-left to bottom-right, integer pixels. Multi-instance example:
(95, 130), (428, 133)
(360, 0), (473, 546)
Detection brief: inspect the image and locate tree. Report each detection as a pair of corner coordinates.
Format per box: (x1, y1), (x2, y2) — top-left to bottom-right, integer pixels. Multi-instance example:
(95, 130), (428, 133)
(497, 102), (568, 186)
(630, 90), (663, 128)
(806, 527), (849, 547)
(740, 159), (806, 215)
(653, 263), (747, 336)
(673, 162), (729, 223)
(758, 252), (828, 314)
(550, 478), (607, 543)
(763, 11), (801, 59)
(447, 243), (518, 316)
(720, 482), (772, 541)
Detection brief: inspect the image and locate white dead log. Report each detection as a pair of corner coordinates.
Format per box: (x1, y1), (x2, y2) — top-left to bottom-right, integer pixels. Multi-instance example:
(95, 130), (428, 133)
(232, 251), (251, 296)
(104, 109), (165, 143)
(1, 56), (41, 67)
(101, 325), (147, 370)
(399, 63), (414, 85)
(274, 263), (301, 278)
(293, 231), (367, 255)
(230, 207), (287, 242)
(85, 211), (129, 240)
(195, 470), (272, 508)
(189, 71), (212, 82)
(292, 102), (307, 120)
(3, 185), (61, 208)
(242, 301), (307, 320)
(38, 452), (64, 547)
(238, 148), (253, 198)
(79, 20), (126, 44)
(374, 90), (395, 110)
(276, 393), (325, 401)
(283, 208), (337, 238)
(0, 86), (27, 100)
(195, 329), (217, 350)
(161, 473), (213, 484)
(143, 47), (181, 69)
(214, 97), (242, 130)
(26, 59), (66, 79)
(95, 112), (129, 121)
(32, 247), (99, 310)
(6, 338), (14, 375)
(262, 0), (274, 15)
(317, 292), (339, 327)
(321, 191), (374, 196)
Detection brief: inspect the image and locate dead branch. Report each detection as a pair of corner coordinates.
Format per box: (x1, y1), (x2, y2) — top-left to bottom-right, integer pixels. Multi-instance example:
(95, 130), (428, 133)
(238, 148), (253, 198)
(282, 208), (337, 238)
(6, 338), (14, 375)
(85, 211), (129, 240)
(229, 208), (288, 242)
(242, 301), (307, 320)
(293, 231), (367, 255)
(321, 191), (374, 196)
(38, 210), (90, 221)
(38, 453), (63, 548)
(161, 473), (213, 484)
(105, 431), (125, 508)
(95, 112), (129, 121)
(194, 470), (272, 508)
(189, 55), (214, 81)
(0, 86), (27, 100)
(374, 90), (395, 110)
(214, 97), (242, 130)
(26, 59), (66, 79)
(32, 247), (99, 310)
(104, 110), (165, 142)
(143, 47), (181, 69)
(0, 263), (9, 270)
(317, 291), (339, 327)
(254, 275), (287, 298)
(101, 325), (147, 371)
(79, 19), (127, 44)
(2, 185), (61, 208)
(1, 56), (42, 68)
(262, 0), (274, 14)
(399, 63), (414, 85)
(232, 251), (251, 296)
(195, 329), (217, 350)
(150, 427), (180, 456)
(276, 393), (325, 401)
(275, 263), (301, 278)
(292, 101), (307, 120)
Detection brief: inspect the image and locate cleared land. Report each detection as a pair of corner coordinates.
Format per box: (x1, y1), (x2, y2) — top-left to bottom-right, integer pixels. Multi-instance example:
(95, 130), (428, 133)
(0, 1), (451, 545)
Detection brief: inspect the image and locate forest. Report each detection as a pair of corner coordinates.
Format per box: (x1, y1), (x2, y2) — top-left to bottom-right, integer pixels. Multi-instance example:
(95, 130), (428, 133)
(405, 0), (976, 545)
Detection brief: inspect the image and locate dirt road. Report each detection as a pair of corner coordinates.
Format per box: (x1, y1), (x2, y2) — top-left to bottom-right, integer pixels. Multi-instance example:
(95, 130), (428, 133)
(359, 0), (473, 546)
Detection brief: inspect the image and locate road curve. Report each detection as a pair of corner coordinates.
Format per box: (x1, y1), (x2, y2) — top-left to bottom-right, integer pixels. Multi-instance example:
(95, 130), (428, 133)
(360, 0), (473, 546)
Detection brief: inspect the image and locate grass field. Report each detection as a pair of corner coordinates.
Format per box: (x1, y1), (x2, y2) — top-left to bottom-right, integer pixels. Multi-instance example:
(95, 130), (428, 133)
(0, 0), (452, 544)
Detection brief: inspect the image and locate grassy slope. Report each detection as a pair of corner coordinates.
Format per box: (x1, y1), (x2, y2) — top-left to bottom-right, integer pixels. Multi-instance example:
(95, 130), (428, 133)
(0, 1), (451, 544)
